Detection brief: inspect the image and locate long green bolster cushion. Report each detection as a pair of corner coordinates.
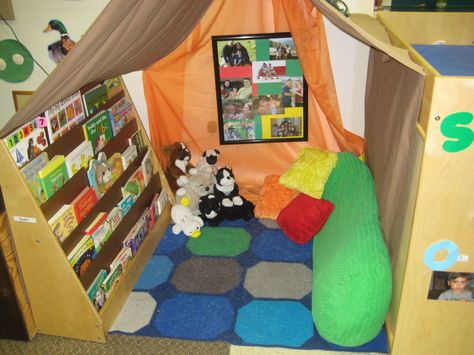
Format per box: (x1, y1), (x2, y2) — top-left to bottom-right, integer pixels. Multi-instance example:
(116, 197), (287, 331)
(312, 152), (392, 346)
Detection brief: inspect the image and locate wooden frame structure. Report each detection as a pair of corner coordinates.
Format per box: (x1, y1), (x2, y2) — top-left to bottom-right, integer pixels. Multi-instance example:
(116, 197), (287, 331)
(0, 78), (172, 342)
(377, 11), (474, 355)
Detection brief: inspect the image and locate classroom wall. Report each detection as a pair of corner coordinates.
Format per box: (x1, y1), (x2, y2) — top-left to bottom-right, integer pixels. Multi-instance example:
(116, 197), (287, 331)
(0, 0), (370, 139)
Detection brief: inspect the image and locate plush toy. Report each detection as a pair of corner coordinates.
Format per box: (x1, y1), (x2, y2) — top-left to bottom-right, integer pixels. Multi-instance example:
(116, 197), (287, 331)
(199, 192), (255, 226)
(163, 142), (197, 192)
(171, 203), (203, 238)
(176, 170), (216, 216)
(195, 149), (220, 175)
(214, 167), (243, 207)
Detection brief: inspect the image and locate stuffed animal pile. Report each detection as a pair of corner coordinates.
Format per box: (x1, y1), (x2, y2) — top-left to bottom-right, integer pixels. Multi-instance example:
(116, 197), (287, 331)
(167, 143), (254, 234)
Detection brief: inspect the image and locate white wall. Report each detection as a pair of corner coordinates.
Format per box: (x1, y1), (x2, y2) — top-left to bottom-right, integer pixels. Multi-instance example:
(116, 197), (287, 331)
(1, 0), (372, 139)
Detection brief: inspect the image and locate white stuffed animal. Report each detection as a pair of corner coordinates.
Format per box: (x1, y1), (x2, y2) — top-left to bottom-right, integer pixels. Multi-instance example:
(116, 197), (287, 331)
(171, 203), (204, 238)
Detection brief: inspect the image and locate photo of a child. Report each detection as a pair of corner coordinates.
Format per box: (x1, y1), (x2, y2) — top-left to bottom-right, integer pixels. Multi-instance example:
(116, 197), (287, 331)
(427, 271), (474, 302)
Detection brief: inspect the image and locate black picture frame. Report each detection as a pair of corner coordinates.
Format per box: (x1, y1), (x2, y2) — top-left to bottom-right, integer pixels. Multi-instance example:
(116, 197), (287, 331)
(212, 32), (308, 145)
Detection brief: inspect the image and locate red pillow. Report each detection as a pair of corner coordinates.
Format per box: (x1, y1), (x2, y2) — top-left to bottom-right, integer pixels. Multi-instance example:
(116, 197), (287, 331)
(277, 193), (334, 244)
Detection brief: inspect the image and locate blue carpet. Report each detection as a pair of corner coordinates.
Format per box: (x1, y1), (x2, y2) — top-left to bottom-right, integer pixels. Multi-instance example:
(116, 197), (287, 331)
(112, 219), (388, 352)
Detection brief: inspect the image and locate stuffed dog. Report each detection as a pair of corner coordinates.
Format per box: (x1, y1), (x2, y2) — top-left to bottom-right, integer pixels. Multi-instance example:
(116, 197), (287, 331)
(163, 142), (197, 192)
(196, 149), (220, 175)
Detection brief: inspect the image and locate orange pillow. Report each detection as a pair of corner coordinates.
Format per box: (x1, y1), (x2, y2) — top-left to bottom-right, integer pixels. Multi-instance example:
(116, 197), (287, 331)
(255, 175), (298, 220)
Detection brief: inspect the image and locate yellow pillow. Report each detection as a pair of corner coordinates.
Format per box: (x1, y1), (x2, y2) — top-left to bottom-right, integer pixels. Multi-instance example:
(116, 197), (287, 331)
(279, 148), (338, 199)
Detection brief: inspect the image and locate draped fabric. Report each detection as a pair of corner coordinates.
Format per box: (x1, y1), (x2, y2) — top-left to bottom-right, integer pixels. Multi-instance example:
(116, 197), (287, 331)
(0, 0), (212, 136)
(143, 0), (364, 191)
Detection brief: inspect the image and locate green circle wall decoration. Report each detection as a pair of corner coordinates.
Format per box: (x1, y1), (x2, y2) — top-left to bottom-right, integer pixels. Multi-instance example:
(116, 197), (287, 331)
(0, 39), (34, 83)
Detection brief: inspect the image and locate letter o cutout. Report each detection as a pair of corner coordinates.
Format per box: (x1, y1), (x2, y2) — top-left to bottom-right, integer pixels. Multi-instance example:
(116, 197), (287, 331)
(423, 240), (459, 271)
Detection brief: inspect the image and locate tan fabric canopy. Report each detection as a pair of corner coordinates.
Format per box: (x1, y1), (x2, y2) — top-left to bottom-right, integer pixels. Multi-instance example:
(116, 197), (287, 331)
(311, 0), (424, 74)
(0, 0), (212, 136)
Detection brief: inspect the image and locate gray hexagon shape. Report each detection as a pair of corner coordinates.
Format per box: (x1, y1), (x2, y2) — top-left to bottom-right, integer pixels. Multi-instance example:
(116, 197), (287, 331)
(110, 292), (157, 333)
(244, 261), (312, 299)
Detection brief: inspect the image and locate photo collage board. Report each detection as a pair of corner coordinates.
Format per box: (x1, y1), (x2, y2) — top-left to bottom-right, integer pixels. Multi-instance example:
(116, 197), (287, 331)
(212, 33), (308, 144)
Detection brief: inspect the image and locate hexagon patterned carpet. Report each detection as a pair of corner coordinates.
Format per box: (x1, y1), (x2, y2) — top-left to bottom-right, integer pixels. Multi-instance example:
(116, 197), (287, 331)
(111, 219), (388, 352)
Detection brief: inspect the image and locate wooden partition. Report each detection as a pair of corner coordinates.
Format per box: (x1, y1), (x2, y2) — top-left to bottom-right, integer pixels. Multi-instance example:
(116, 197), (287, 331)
(377, 11), (474, 355)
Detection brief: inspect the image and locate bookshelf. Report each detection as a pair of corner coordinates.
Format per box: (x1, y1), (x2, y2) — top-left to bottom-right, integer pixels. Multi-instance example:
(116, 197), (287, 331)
(0, 77), (171, 342)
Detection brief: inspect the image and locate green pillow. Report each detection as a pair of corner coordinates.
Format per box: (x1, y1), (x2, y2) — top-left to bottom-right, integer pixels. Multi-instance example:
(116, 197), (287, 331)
(279, 148), (338, 199)
(312, 152), (392, 346)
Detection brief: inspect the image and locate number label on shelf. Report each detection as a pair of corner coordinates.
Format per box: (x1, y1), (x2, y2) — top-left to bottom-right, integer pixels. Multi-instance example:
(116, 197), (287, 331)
(13, 215), (37, 224)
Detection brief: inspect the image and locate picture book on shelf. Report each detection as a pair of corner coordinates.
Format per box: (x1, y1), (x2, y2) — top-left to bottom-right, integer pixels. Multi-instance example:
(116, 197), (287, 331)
(45, 91), (85, 143)
(123, 216), (148, 255)
(83, 110), (114, 154)
(68, 235), (96, 277)
(140, 207), (153, 232)
(107, 152), (124, 182)
(102, 263), (122, 297)
(128, 129), (146, 155)
(104, 77), (123, 99)
(82, 84), (109, 116)
(71, 187), (97, 223)
(48, 204), (78, 243)
(85, 212), (112, 254)
(65, 140), (94, 177)
(118, 194), (134, 216)
(3, 117), (49, 167)
(20, 152), (49, 204)
(87, 152), (113, 199)
(38, 155), (69, 200)
(141, 149), (154, 187)
(87, 269), (108, 311)
(107, 206), (122, 232)
(109, 247), (132, 273)
(108, 97), (134, 136)
(121, 144), (138, 170)
(121, 167), (145, 200)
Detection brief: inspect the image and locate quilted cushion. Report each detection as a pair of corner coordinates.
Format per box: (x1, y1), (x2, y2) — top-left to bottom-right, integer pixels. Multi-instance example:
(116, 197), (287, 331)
(279, 148), (338, 199)
(277, 193), (334, 244)
(255, 175), (298, 220)
(312, 152), (392, 346)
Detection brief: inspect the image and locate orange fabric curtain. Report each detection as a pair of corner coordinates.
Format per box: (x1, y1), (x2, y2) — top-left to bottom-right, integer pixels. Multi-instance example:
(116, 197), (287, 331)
(143, 0), (364, 191)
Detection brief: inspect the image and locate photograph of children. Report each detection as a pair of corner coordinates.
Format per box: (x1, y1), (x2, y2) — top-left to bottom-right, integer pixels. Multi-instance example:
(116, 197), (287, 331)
(217, 40), (255, 67)
(222, 100), (254, 121)
(223, 121), (255, 141)
(253, 95), (284, 115)
(280, 77), (304, 108)
(222, 78), (254, 101)
(269, 37), (297, 60)
(427, 271), (474, 302)
(58, 109), (67, 127)
(270, 117), (302, 138)
(252, 60), (286, 83)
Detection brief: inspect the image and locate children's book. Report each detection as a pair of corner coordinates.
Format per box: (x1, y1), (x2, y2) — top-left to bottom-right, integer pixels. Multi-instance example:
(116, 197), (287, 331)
(48, 204), (78, 243)
(121, 144), (138, 170)
(85, 212), (112, 254)
(123, 218), (147, 255)
(140, 207), (153, 232)
(104, 77), (124, 99)
(71, 187), (97, 224)
(102, 264), (122, 297)
(65, 140), (94, 177)
(82, 111), (114, 154)
(68, 235), (96, 277)
(128, 130), (146, 155)
(141, 149), (154, 187)
(87, 269), (108, 310)
(82, 84), (109, 117)
(45, 91), (85, 143)
(108, 97), (134, 136)
(109, 247), (132, 273)
(38, 155), (69, 200)
(87, 152), (113, 199)
(3, 117), (49, 167)
(107, 152), (124, 182)
(156, 189), (169, 215)
(20, 152), (49, 204)
(117, 194), (134, 216)
(121, 167), (145, 200)
(107, 206), (122, 232)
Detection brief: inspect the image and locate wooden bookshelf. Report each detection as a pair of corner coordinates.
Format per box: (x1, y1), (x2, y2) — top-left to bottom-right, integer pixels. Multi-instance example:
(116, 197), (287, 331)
(0, 77), (171, 342)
